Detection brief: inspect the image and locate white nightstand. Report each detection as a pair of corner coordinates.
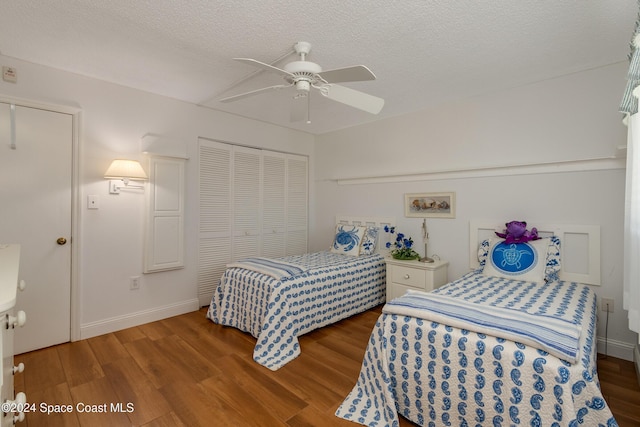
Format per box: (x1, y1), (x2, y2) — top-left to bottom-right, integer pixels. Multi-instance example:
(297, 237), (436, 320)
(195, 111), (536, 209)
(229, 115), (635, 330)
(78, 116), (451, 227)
(384, 257), (449, 301)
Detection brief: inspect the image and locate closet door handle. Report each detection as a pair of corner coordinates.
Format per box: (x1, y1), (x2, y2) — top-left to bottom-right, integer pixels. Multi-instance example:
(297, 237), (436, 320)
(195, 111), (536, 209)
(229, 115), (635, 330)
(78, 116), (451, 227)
(56, 237), (67, 245)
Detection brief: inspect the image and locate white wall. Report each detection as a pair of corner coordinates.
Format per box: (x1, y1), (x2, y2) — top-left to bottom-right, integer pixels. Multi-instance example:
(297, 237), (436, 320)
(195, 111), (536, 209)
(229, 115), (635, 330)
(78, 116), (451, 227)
(2, 52), (636, 360)
(313, 62), (638, 359)
(0, 54), (314, 338)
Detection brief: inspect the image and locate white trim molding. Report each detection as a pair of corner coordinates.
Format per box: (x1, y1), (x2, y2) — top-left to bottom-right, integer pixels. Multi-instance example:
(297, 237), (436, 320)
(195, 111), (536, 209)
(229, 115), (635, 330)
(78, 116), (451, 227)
(635, 344), (640, 385)
(335, 157), (626, 186)
(596, 336), (637, 362)
(79, 298), (199, 339)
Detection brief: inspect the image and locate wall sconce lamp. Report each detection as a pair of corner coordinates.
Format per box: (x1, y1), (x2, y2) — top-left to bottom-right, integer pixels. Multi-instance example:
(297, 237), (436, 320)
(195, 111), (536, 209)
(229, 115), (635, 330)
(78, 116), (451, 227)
(104, 159), (148, 194)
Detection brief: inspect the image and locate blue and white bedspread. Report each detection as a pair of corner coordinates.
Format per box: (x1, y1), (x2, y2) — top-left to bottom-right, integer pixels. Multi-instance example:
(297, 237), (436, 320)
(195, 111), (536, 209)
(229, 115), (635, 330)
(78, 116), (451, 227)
(207, 251), (386, 370)
(336, 272), (617, 427)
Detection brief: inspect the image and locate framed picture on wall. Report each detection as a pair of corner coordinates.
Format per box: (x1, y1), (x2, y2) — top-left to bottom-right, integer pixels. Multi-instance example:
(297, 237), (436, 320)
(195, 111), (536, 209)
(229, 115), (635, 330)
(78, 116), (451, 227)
(404, 192), (456, 218)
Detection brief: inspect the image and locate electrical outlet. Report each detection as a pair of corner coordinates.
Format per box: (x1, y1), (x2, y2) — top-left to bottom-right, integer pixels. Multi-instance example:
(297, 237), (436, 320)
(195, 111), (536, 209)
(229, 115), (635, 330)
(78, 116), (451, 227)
(601, 297), (614, 313)
(87, 195), (99, 209)
(130, 276), (141, 290)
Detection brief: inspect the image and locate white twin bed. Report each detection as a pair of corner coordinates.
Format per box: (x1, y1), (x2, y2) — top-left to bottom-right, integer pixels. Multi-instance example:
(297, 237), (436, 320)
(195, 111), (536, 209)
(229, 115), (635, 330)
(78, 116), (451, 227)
(336, 220), (617, 427)
(207, 216), (394, 370)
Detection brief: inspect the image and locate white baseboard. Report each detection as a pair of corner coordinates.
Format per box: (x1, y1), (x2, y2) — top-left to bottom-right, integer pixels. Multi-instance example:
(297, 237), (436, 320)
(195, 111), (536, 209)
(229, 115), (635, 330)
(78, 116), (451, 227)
(596, 336), (636, 361)
(635, 344), (640, 385)
(79, 298), (200, 340)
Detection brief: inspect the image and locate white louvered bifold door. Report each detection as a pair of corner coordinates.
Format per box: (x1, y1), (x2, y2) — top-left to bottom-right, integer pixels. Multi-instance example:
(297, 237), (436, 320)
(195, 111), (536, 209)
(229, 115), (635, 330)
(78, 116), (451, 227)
(198, 140), (232, 306)
(232, 146), (261, 260)
(286, 154), (309, 255)
(198, 140), (308, 306)
(262, 152), (286, 258)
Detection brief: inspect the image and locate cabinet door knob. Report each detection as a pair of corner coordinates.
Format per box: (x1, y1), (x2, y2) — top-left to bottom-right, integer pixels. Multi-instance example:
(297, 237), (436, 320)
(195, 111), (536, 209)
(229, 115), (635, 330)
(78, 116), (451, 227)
(404, 274), (410, 279)
(7, 311), (26, 328)
(5, 391), (26, 423)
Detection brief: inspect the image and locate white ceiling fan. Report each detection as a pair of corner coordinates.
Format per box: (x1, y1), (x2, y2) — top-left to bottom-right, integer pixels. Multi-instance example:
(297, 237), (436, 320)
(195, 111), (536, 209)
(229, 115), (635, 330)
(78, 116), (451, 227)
(219, 41), (384, 123)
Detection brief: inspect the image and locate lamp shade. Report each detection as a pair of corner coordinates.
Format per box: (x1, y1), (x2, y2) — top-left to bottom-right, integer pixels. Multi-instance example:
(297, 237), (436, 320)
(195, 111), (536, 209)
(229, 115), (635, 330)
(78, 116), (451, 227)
(104, 159), (147, 180)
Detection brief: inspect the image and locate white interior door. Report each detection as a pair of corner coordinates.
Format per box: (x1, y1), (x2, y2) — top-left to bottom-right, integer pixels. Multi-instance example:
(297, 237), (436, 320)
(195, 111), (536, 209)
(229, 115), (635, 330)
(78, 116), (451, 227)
(0, 102), (73, 354)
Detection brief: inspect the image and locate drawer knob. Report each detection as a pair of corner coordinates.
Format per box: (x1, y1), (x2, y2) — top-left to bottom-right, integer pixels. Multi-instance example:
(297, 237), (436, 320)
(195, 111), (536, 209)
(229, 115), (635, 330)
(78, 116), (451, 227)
(4, 391), (25, 407)
(18, 280), (26, 291)
(13, 363), (24, 375)
(5, 391), (26, 423)
(14, 412), (25, 424)
(404, 274), (410, 279)
(7, 311), (26, 329)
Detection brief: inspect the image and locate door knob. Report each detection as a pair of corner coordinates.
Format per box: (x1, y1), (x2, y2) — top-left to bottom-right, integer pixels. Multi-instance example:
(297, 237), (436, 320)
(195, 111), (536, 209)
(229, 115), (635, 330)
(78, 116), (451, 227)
(57, 237), (67, 245)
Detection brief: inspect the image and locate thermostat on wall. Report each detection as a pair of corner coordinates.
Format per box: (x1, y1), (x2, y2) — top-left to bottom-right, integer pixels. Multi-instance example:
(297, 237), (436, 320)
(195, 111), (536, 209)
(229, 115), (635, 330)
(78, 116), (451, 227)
(2, 67), (17, 83)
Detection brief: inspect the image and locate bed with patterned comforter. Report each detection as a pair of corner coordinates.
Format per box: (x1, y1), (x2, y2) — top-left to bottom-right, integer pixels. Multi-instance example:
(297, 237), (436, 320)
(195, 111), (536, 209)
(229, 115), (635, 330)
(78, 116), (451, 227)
(336, 271), (617, 427)
(207, 251), (386, 370)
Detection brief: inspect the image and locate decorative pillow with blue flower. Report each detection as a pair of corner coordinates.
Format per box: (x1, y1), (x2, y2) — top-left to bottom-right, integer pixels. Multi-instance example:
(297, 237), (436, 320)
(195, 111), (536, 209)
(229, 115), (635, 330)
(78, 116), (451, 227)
(360, 226), (379, 255)
(545, 235), (562, 282)
(330, 225), (366, 256)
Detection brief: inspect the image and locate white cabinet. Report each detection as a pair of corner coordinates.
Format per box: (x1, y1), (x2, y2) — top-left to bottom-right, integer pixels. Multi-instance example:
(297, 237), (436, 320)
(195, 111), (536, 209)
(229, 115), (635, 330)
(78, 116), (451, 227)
(144, 156), (186, 273)
(0, 245), (26, 425)
(385, 257), (449, 301)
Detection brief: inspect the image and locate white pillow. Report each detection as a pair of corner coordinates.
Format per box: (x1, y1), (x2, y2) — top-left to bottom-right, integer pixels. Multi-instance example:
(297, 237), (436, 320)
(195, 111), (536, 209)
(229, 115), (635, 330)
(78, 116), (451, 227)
(481, 238), (551, 283)
(330, 225), (366, 256)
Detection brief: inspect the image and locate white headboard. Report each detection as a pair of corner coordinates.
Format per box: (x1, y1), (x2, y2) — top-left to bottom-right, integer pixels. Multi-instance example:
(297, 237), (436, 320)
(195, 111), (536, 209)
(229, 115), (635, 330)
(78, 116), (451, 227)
(336, 215), (396, 228)
(336, 215), (396, 255)
(469, 220), (601, 286)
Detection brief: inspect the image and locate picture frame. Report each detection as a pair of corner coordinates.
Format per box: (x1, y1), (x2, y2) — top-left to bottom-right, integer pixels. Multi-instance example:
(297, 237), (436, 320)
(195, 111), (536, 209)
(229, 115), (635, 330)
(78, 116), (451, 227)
(404, 192), (456, 218)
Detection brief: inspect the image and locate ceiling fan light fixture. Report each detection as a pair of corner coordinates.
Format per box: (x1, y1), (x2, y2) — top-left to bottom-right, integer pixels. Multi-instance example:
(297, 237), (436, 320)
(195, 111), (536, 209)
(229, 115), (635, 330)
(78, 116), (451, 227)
(296, 80), (311, 92)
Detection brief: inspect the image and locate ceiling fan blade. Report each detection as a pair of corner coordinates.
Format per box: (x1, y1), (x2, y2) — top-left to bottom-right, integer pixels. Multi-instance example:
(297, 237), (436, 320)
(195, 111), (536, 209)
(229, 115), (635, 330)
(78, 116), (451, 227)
(324, 84), (384, 114)
(219, 84), (290, 103)
(319, 65), (376, 83)
(290, 94), (310, 123)
(234, 58), (294, 79)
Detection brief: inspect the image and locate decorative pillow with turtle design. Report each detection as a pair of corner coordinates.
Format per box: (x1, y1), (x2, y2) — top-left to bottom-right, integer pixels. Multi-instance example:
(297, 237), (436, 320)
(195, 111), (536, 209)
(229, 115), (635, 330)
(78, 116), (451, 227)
(481, 237), (552, 283)
(330, 224), (366, 256)
(479, 236), (561, 282)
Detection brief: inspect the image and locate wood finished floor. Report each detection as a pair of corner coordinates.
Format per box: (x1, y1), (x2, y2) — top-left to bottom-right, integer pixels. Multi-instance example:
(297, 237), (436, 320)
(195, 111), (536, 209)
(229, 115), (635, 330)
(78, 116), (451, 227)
(13, 305), (640, 427)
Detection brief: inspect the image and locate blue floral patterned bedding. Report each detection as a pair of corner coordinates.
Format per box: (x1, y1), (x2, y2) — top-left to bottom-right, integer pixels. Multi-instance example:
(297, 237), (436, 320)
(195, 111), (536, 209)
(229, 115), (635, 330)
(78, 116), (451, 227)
(207, 251), (386, 370)
(336, 272), (617, 427)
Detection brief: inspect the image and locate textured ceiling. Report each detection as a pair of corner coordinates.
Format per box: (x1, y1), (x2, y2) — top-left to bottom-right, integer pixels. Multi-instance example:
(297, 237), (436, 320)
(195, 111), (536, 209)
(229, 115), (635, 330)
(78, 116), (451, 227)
(0, 1), (637, 135)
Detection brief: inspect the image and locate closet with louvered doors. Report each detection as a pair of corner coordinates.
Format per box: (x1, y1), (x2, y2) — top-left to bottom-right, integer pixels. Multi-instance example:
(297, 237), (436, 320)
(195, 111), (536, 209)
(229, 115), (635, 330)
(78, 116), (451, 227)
(197, 139), (308, 306)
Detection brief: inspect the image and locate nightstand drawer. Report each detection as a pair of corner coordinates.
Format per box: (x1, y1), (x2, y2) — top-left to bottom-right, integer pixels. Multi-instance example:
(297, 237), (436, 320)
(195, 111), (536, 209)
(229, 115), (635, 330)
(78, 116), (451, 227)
(384, 258), (449, 302)
(390, 265), (426, 289)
